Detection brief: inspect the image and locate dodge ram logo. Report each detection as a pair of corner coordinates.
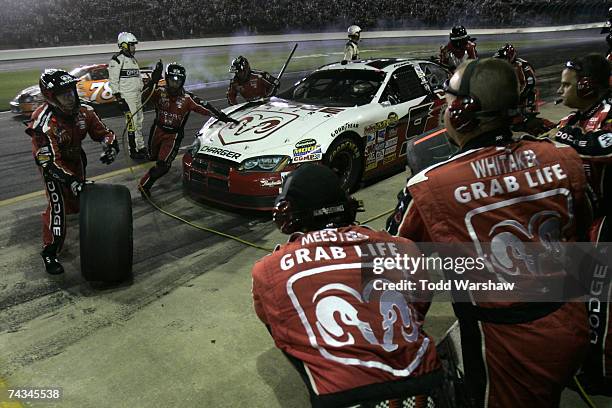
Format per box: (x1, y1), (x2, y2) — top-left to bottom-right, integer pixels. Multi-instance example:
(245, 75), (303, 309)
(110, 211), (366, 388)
(218, 110), (299, 145)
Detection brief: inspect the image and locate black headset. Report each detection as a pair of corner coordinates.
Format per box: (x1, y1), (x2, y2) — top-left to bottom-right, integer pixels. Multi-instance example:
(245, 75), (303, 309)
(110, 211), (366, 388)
(446, 60), (517, 133)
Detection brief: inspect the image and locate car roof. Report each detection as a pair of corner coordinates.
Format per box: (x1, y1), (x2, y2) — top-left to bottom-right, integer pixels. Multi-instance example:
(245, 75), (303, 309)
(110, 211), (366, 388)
(316, 58), (430, 73)
(75, 63), (108, 71)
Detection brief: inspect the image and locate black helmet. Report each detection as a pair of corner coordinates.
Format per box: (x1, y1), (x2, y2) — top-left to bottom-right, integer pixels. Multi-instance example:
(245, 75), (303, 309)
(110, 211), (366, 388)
(450, 25), (468, 41)
(494, 43), (517, 62)
(230, 56), (250, 75)
(39, 69), (80, 117)
(165, 62), (186, 95)
(273, 164), (362, 234)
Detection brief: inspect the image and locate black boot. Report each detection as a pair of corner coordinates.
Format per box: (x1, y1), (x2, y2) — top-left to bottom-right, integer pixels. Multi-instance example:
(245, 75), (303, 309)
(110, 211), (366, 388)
(130, 147), (148, 160)
(41, 251), (64, 275)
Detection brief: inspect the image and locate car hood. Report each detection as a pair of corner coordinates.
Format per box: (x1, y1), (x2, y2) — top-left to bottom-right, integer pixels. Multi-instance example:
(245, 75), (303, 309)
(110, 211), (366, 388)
(195, 97), (354, 163)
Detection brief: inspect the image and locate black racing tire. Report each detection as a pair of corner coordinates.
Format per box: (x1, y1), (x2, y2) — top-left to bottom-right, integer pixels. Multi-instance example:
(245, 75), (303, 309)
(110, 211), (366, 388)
(324, 136), (363, 193)
(79, 183), (133, 283)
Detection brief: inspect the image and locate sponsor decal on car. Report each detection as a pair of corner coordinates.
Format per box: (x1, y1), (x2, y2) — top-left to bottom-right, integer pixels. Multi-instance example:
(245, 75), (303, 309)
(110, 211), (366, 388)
(366, 152), (376, 164)
(383, 153), (397, 164)
(293, 139), (322, 163)
(385, 137), (398, 148)
(330, 123), (359, 138)
(384, 146), (397, 156)
(375, 142), (385, 151)
(199, 145), (242, 160)
(365, 162), (378, 171)
(376, 150), (384, 162)
(259, 178), (283, 188)
(218, 111), (299, 145)
(366, 133), (376, 146)
(376, 130), (386, 143)
(364, 112), (399, 133)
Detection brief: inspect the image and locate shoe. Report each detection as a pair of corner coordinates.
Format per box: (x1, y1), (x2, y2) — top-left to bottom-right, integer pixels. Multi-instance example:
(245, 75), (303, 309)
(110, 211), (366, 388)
(41, 252), (65, 275)
(130, 148), (148, 160)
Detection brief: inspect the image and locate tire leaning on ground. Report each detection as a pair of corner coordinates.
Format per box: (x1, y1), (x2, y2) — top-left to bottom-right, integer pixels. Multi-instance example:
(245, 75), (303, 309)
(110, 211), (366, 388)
(324, 136), (363, 193)
(79, 183), (133, 282)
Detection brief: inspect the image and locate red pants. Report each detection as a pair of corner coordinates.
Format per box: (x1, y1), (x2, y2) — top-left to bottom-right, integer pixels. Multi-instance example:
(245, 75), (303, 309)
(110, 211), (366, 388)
(41, 174), (79, 254)
(459, 302), (589, 407)
(140, 127), (182, 191)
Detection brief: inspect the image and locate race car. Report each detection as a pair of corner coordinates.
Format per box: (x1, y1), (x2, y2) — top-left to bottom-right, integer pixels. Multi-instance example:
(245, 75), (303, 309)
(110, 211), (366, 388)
(182, 58), (450, 210)
(10, 64), (161, 116)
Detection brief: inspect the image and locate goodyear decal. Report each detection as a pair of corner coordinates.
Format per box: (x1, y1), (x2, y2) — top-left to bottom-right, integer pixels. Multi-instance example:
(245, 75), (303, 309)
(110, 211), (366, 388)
(330, 123), (359, 138)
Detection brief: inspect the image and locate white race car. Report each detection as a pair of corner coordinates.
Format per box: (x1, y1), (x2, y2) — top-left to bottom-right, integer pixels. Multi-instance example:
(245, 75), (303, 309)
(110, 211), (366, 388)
(182, 58), (450, 210)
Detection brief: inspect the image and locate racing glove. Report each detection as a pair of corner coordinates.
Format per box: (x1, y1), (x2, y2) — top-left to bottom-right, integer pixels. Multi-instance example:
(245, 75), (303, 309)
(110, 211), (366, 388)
(202, 100), (239, 124)
(100, 139), (120, 165)
(114, 93), (130, 113)
(151, 60), (163, 85)
(70, 180), (84, 197)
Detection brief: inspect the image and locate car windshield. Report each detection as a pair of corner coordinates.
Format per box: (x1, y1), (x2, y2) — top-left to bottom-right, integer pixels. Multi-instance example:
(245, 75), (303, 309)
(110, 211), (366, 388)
(69, 67), (88, 78)
(279, 69), (386, 107)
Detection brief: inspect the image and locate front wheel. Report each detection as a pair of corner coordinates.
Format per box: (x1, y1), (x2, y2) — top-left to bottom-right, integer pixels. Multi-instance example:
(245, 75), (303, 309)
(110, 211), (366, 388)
(324, 137), (363, 193)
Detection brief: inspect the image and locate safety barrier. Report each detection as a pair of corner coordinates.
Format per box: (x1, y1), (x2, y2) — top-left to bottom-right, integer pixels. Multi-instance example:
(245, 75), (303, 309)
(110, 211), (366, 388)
(0, 22), (603, 61)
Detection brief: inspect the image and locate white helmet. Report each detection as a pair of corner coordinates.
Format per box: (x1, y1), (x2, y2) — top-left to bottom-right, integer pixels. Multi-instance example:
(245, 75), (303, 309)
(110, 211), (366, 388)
(347, 25), (361, 40)
(117, 32), (138, 48)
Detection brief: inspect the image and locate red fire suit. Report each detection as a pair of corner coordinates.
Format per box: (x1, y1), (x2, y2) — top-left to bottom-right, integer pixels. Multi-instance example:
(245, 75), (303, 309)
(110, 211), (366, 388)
(139, 88), (213, 192)
(252, 226), (441, 408)
(553, 93), (612, 395)
(226, 70), (277, 105)
(391, 129), (591, 407)
(27, 103), (116, 254)
(439, 41), (478, 71)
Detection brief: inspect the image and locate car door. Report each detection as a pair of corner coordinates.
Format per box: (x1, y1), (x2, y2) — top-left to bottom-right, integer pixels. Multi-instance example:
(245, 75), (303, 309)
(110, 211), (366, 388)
(363, 65), (430, 175)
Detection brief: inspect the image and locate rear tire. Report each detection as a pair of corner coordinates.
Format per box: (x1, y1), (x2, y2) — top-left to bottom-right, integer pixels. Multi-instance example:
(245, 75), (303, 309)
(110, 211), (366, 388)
(324, 137), (363, 192)
(79, 183), (133, 283)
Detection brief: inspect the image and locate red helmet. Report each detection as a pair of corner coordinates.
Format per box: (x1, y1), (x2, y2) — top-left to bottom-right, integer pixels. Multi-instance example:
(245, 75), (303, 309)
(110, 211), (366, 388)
(494, 43), (517, 63)
(39, 69), (80, 116)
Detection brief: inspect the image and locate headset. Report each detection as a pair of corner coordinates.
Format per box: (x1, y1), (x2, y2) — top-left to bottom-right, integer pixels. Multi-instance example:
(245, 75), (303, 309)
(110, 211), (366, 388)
(565, 60), (597, 99)
(445, 59), (484, 133)
(445, 59), (519, 133)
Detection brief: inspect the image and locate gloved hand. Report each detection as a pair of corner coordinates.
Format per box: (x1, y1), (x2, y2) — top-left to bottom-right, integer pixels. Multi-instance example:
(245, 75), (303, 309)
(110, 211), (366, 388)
(151, 59), (163, 84)
(70, 180), (84, 197)
(100, 139), (120, 165)
(114, 93), (130, 113)
(217, 111), (239, 124)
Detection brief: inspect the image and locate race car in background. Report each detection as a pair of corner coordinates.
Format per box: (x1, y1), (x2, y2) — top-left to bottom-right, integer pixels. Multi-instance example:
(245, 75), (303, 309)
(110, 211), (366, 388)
(183, 58), (451, 210)
(10, 64), (162, 116)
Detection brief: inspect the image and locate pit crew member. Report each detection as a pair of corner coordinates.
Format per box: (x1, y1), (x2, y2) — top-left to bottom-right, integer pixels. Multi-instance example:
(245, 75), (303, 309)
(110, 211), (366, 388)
(388, 58), (590, 407)
(343, 25), (361, 61)
(252, 164), (442, 407)
(139, 62), (235, 197)
(439, 25), (478, 71)
(27, 69), (118, 275)
(226, 56), (278, 105)
(552, 53), (612, 396)
(109, 31), (148, 160)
